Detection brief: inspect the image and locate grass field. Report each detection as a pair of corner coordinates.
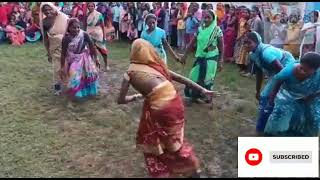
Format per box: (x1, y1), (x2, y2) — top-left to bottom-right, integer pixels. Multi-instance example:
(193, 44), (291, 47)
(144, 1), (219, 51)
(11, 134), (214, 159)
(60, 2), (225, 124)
(0, 41), (258, 177)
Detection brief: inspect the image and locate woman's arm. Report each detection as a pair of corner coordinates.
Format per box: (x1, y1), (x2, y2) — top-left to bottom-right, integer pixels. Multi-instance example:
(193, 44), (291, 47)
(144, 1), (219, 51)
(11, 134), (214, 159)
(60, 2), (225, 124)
(255, 67), (264, 100)
(43, 32), (51, 62)
(270, 60), (284, 73)
(169, 70), (214, 96)
(117, 76), (143, 104)
(162, 38), (182, 63)
(268, 80), (283, 104)
(85, 33), (99, 68)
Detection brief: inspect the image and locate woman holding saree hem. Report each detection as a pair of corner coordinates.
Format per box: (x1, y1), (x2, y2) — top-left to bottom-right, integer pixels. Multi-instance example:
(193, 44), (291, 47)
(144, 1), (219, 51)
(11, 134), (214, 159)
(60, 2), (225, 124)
(60, 18), (100, 100)
(39, 2), (69, 95)
(117, 38), (214, 178)
(87, 2), (110, 71)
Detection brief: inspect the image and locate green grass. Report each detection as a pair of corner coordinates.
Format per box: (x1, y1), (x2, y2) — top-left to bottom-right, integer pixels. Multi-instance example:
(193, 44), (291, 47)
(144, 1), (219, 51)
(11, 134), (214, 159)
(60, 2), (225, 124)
(0, 41), (258, 177)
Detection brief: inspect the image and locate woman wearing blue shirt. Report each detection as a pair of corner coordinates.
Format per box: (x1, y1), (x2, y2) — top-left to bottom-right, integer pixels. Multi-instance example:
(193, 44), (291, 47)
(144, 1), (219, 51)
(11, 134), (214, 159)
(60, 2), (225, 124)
(141, 14), (182, 64)
(245, 31), (295, 135)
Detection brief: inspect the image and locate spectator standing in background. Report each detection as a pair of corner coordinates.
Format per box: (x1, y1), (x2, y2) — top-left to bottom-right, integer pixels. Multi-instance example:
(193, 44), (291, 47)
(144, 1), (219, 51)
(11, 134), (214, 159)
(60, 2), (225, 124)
(177, 2), (187, 51)
(155, 2), (166, 30)
(164, 2), (170, 40)
(112, 2), (121, 40)
(170, 2), (178, 47)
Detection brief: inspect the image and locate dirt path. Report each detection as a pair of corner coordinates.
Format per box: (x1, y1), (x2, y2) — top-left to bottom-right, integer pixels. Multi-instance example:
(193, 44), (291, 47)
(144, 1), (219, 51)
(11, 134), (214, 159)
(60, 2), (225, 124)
(91, 61), (258, 177)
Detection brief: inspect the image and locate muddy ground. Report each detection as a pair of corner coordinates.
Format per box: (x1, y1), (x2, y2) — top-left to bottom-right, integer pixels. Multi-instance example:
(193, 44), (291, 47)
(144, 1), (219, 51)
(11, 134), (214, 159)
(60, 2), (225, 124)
(0, 42), (258, 177)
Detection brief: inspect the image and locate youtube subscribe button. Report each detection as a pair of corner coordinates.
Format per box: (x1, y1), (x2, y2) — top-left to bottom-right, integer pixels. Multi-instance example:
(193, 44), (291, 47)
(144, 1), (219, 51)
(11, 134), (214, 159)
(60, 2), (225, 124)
(238, 137), (319, 177)
(270, 151), (312, 163)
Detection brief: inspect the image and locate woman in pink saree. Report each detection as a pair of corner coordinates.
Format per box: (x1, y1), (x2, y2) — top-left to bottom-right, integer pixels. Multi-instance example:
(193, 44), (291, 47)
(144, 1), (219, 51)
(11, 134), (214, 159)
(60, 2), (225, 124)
(5, 14), (25, 46)
(60, 18), (100, 100)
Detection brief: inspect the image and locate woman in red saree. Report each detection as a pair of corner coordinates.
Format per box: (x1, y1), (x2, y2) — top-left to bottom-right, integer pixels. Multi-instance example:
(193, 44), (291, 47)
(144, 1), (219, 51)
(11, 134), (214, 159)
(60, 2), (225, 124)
(117, 39), (214, 178)
(0, 3), (8, 27)
(223, 5), (237, 63)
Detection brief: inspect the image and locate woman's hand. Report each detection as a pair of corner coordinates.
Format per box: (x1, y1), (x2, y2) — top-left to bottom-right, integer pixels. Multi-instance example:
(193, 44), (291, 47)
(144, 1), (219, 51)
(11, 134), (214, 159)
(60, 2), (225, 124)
(132, 93), (143, 100)
(175, 53), (184, 64)
(202, 89), (215, 98)
(180, 53), (188, 65)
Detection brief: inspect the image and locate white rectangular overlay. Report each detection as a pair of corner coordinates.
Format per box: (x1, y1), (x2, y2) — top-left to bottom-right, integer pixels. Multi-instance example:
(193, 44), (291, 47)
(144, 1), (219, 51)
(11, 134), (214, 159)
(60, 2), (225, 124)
(238, 137), (319, 177)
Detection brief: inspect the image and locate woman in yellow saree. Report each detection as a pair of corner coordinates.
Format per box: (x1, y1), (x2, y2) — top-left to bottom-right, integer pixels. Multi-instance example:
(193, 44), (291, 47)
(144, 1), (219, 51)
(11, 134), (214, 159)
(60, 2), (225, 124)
(39, 2), (69, 95)
(118, 39), (214, 178)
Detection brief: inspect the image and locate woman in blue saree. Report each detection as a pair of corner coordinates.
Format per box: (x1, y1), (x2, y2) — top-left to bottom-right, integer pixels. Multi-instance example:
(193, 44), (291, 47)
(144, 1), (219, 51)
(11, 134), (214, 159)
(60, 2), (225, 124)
(264, 52), (320, 136)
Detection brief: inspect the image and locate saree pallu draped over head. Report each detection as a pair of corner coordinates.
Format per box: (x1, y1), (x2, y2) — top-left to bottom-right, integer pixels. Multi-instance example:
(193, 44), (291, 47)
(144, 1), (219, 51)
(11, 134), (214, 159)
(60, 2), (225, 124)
(87, 9), (108, 55)
(129, 39), (200, 178)
(65, 29), (99, 99)
(39, 2), (69, 84)
(39, 2), (68, 54)
(185, 11), (221, 99)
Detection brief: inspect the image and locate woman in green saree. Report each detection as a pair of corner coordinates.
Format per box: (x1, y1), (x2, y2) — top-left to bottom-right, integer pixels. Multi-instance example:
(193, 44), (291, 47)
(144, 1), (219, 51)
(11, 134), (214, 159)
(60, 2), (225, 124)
(181, 9), (224, 103)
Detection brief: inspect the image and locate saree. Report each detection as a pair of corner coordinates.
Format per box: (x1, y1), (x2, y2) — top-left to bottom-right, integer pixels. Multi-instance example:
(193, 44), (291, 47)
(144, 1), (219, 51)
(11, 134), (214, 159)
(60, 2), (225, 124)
(65, 30), (99, 98)
(87, 10), (108, 56)
(234, 18), (249, 65)
(265, 69), (320, 136)
(0, 4), (8, 26)
(40, 2), (69, 86)
(5, 25), (25, 46)
(185, 16), (222, 99)
(249, 32), (296, 133)
(223, 14), (237, 59)
(215, 3), (225, 26)
(129, 39), (200, 178)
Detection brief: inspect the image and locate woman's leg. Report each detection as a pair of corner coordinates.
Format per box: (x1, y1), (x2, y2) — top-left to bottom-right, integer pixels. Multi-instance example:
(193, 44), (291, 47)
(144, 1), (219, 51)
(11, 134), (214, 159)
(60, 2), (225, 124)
(97, 48), (109, 71)
(171, 25), (178, 48)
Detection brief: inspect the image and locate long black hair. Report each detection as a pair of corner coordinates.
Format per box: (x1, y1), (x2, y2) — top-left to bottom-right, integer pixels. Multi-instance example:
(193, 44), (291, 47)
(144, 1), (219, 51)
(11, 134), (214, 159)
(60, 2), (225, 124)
(252, 5), (262, 20)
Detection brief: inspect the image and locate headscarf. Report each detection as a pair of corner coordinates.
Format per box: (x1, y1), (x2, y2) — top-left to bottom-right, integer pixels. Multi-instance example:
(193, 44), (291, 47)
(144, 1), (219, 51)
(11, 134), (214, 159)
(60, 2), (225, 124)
(196, 10), (220, 58)
(215, 2), (225, 25)
(130, 38), (170, 80)
(202, 9), (217, 27)
(39, 2), (69, 41)
(247, 31), (263, 47)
